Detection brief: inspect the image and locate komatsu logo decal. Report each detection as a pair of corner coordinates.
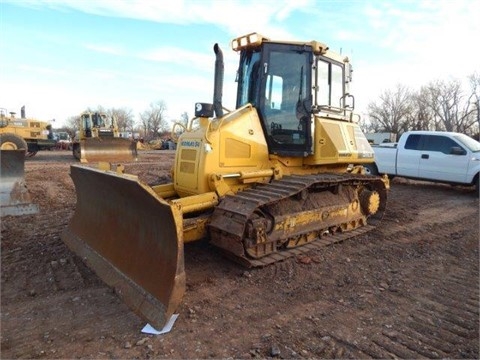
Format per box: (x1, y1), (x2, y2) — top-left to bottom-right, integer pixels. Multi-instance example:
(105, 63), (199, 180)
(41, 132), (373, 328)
(181, 140), (200, 148)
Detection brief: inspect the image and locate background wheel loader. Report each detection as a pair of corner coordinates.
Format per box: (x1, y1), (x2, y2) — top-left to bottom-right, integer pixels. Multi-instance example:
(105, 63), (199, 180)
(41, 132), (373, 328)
(0, 107), (57, 157)
(0, 107), (50, 216)
(62, 33), (389, 329)
(71, 111), (137, 163)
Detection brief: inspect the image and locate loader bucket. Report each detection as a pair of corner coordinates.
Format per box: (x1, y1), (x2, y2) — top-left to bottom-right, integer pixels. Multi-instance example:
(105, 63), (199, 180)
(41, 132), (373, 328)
(62, 165), (185, 329)
(79, 137), (137, 163)
(0, 149), (39, 216)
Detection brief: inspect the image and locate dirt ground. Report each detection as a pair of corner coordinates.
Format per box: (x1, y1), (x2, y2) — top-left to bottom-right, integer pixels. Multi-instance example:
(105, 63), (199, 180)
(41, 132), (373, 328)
(1, 149), (479, 359)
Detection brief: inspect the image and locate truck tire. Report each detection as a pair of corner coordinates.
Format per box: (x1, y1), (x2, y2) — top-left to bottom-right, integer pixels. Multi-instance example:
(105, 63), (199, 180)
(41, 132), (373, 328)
(364, 163), (379, 176)
(476, 175), (479, 198)
(0, 133), (28, 151)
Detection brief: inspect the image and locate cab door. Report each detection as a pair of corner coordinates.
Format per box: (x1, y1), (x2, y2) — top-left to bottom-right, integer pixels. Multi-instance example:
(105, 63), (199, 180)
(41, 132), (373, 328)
(257, 43), (313, 157)
(417, 134), (469, 183)
(396, 134), (421, 177)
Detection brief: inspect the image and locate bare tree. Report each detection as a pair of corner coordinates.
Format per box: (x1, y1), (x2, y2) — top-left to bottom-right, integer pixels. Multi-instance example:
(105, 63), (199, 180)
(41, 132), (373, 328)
(84, 105), (107, 115)
(466, 72), (480, 139)
(180, 111), (189, 127)
(139, 112), (150, 139)
(357, 114), (377, 134)
(367, 84), (413, 138)
(366, 76), (479, 138)
(140, 101), (168, 140)
(108, 107), (135, 132)
(421, 78), (476, 134)
(409, 87), (434, 131)
(64, 115), (80, 137)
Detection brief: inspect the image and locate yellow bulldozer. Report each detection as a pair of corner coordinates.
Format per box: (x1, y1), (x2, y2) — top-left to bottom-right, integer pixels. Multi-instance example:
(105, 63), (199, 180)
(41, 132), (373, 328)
(72, 111), (137, 163)
(62, 33), (389, 329)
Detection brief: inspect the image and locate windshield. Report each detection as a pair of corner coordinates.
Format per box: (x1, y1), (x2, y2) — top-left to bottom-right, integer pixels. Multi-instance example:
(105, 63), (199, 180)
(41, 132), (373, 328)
(236, 42), (313, 156)
(81, 114), (92, 129)
(454, 134), (480, 152)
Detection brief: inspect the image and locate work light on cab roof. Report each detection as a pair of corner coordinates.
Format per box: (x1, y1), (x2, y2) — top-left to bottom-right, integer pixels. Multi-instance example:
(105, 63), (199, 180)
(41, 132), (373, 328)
(231, 33), (268, 51)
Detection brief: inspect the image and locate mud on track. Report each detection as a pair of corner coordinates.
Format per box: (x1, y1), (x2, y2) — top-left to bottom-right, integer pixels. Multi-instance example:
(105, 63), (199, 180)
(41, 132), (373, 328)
(1, 150), (479, 359)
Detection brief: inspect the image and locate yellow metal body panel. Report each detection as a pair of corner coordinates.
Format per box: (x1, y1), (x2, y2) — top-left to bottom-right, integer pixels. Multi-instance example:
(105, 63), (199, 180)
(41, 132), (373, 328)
(304, 115), (374, 166)
(174, 105), (270, 197)
(0, 116), (52, 142)
(174, 105), (374, 197)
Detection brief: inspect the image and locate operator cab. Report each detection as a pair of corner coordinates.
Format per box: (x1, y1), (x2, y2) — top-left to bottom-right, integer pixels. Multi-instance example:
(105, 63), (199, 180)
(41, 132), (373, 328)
(234, 33), (351, 157)
(80, 113), (93, 138)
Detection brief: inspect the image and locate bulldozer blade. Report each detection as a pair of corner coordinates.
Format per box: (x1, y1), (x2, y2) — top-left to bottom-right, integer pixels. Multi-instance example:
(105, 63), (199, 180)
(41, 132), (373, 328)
(0, 149), (39, 216)
(62, 165), (185, 329)
(79, 137), (137, 163)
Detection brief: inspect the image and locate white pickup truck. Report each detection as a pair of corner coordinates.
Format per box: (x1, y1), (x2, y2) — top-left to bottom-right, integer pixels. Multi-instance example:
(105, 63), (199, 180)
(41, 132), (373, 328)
(365, 131), (480, 195)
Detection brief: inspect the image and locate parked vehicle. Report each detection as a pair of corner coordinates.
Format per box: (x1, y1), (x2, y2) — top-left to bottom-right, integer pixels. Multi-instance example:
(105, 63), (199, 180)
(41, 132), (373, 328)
(0, 107), (56, 157)
(54, 131), (72, 150)
(72, 111), (137, 163)
(0, 106), (50, 216)
(365, 131), (480, 195)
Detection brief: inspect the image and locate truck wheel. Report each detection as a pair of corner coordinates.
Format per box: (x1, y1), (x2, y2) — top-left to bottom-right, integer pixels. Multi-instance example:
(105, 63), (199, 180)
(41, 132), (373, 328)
(364, 163), (379, 176)
(0, 133), (28, 150)
(476, 176), (479, 198)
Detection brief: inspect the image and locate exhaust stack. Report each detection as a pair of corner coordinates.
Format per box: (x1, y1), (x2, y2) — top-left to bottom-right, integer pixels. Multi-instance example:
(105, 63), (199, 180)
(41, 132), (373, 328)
(213, 43), (224, 118)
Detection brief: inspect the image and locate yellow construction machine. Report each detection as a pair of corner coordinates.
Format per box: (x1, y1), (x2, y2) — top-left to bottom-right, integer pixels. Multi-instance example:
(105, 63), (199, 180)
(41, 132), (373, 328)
(0, 107), (56, 157)
(72, 111), (137, 163)
(62, 33), (389, 329)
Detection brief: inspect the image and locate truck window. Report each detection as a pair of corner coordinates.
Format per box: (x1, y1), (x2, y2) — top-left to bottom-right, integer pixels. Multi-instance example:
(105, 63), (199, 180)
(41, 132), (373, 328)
(404, 134), (421, 150)
(453, 133), (480, 152)
(423, 135), (464, 154)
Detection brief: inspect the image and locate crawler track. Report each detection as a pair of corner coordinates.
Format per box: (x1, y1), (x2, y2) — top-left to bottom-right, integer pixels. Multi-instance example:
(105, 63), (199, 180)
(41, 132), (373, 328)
(209, 173), (387, 267)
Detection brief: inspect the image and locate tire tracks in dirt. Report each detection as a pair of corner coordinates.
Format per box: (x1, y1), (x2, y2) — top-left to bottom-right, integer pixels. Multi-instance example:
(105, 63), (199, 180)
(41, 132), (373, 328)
(224, 185), (479, 358)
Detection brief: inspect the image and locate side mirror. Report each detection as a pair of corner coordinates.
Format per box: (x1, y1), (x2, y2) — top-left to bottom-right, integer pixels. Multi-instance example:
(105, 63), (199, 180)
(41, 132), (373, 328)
(450, 146), (466, 155)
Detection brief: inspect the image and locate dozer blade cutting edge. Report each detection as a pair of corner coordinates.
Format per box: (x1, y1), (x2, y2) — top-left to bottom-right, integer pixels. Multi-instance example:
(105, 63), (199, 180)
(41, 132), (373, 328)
(61, 165), (185, 329)
(0, 149), (38, 216)
(79, 137), (137, 163)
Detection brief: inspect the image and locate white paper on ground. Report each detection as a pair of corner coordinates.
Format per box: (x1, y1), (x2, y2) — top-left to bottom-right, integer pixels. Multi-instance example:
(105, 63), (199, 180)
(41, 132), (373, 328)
(141, 314), (179, 335)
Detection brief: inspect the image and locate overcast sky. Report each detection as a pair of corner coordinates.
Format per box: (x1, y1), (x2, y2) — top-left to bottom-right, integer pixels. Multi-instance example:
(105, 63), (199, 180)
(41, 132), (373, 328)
(1, 0), (478, 128)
